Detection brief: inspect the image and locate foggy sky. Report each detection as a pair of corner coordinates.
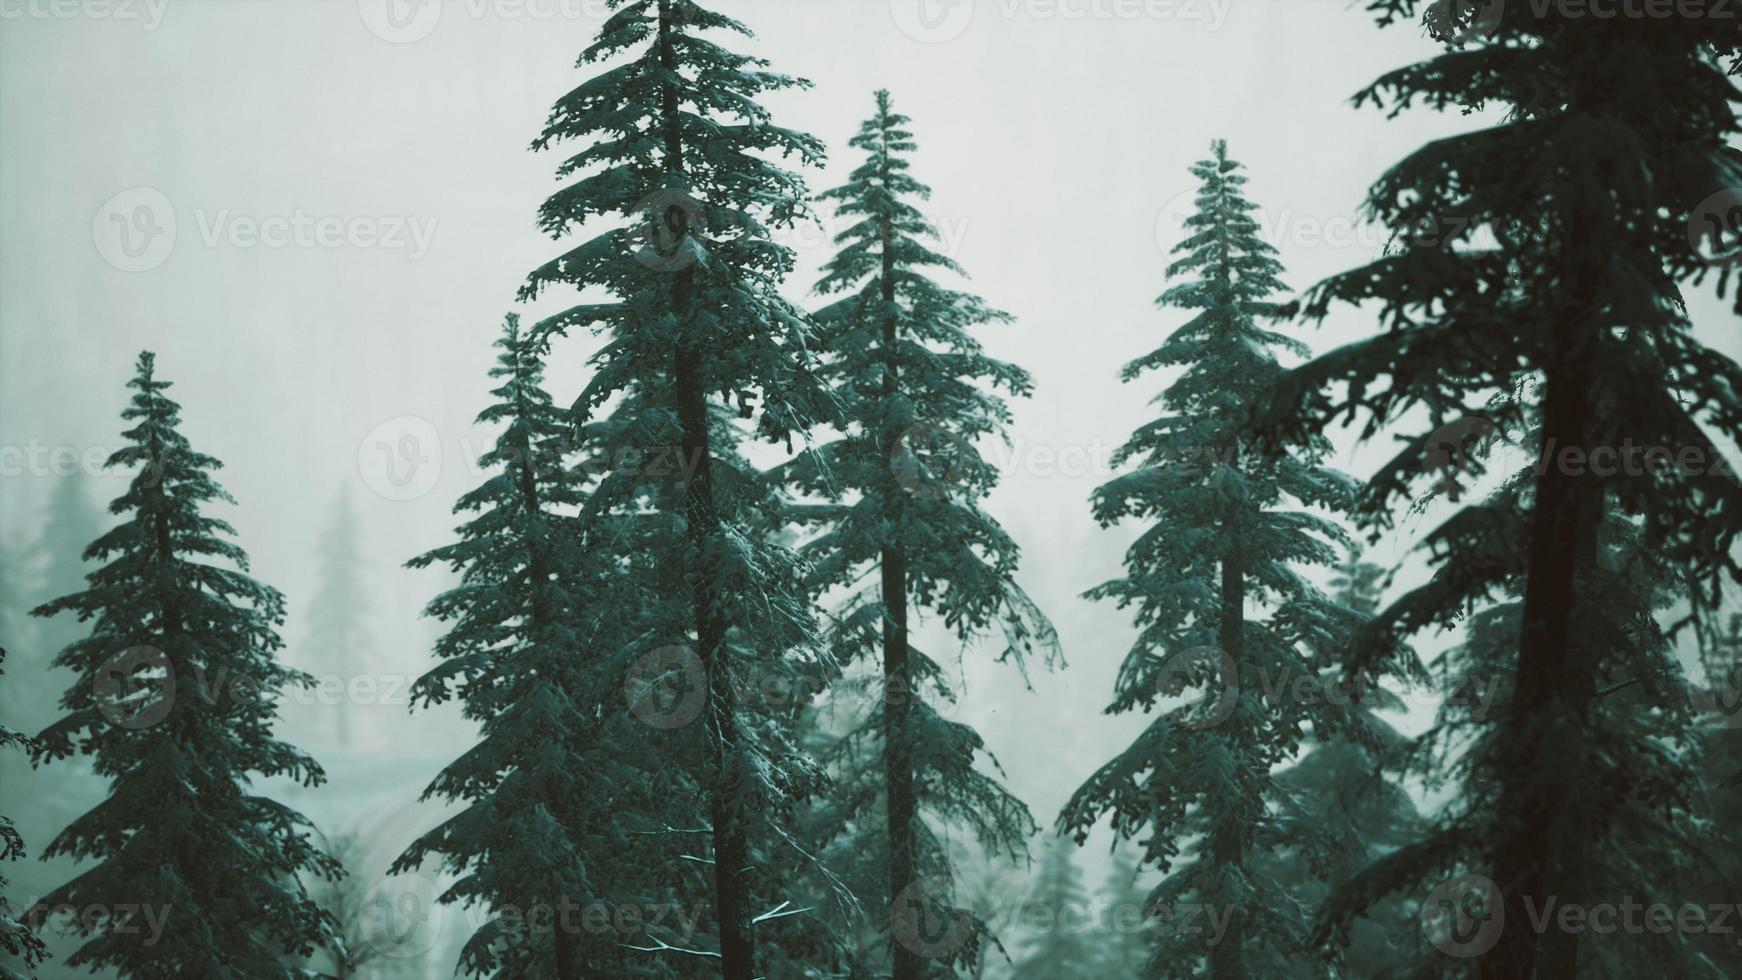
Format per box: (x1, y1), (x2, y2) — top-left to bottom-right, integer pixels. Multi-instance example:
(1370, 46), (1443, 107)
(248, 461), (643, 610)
(4, 0), (1739, 925)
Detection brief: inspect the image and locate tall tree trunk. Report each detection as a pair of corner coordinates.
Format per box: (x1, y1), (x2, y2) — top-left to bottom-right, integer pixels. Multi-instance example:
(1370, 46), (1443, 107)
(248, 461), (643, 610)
(1487, 343), (1600, 980)
(655, 3), (755, 976)
(676, 342), (756, 980)
(877, 192), (921, 980)
(1210, 527), (1246, 980)
(1484, 167), (1608, 977)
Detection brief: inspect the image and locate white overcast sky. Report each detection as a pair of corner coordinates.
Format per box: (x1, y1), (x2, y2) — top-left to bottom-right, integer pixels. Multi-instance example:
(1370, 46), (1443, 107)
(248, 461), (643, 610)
(4, 0), (1739, 898)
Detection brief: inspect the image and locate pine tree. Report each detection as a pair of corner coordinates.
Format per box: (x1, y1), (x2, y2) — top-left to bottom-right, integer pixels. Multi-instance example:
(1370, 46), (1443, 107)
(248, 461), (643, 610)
(0, 648), (47, 980)
(779, 89), (1056, 980)
(1059, 141), (1359, 978)
(1098, 844), (1153, 977)
(397, 315), (690, 978)
(1263, 553), (1420, 977)
(1009, 839), (1097, 980)
(517, 3), (840, 975)
(301, 492), (368, 744)
(1251, 6), (1742, 975)
(1340, 479), (1710, 975)
(29, 351), (337, 978)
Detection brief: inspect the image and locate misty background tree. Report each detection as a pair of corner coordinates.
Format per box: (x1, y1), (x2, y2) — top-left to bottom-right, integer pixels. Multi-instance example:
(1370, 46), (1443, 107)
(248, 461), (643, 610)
(28, 352), (338, 979)
(0, 648), (47, 980)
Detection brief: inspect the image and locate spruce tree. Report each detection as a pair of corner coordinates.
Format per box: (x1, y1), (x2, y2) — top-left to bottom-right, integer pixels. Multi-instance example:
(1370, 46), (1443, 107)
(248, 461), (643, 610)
(1059, 141), (1359, 979)
(301, 493), (367, 744)
(1009, 839), (1097, 980)
(517, 3), (839, 975)
(29, 351), (337, 978)
(1337, 480), (1709, 976)
(1263, 553), (1420, 977)
(398, 315), (693, 978)
(779, 89), (1055, 980)
(1251, 6), (1742, 975)
(1098, 844), (1153, 976)
(0, 648), (46, 980)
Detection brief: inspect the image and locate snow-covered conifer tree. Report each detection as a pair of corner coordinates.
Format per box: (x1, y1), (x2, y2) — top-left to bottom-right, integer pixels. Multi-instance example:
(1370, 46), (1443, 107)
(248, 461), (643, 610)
(1060, 141), (1358, 979)
(517, 5), (840, 973)
(400, 315), (694, 977)
(781, 89), (1056, 980)
(30, 352), (336, 979)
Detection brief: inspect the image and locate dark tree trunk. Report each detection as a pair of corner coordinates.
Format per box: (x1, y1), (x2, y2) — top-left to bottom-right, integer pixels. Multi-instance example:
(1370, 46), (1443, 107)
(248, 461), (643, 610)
(883, 544), (917, 980)
(876, 190), (922, 980)
(677, 339), (756, 980)
(1209, 529), (1246, 980)
(656, 3), (755, 976)
(1486, 323), (1600, 980)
